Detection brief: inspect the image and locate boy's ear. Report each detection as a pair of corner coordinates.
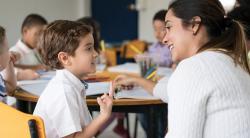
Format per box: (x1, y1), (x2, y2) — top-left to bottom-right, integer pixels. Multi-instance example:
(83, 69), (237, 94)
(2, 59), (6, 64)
(58, 52), (71, 66)
(191, 16), (201, 35)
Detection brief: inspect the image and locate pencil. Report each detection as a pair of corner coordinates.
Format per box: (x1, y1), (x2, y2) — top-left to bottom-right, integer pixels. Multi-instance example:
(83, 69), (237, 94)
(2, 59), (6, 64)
(100, 40), (106, 52)
(146, 70), (157, 80)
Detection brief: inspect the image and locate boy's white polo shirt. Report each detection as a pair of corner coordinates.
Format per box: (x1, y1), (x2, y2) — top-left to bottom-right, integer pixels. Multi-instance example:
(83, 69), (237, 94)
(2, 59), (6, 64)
(33, 69), (92, 138)
(10, 39), (41, 65)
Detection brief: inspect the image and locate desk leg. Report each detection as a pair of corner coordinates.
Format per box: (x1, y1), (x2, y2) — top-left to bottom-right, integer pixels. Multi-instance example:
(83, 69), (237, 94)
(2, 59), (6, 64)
(16, 100), (36, 114)
(147, 106), (156, 138)
(16, 99), (29, 113)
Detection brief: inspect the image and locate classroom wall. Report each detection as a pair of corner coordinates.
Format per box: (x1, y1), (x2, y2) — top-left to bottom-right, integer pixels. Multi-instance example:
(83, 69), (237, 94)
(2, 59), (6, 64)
(0, 0), (235, 46)
(0, 0), (90, 46)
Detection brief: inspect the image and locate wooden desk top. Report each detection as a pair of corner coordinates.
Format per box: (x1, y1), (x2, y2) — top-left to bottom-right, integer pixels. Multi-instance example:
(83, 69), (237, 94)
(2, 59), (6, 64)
(13, 71), (164, 106)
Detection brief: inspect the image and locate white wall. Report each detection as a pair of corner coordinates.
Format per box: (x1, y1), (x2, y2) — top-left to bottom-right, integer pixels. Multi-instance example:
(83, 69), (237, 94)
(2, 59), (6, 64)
(0, 0), (90, 46)
(0, 0), (170, 45)
(138, 0), (170, 43)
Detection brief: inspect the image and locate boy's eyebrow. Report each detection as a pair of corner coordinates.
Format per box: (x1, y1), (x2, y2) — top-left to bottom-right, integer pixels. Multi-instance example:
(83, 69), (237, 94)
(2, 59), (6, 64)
(85, 42), (94, 46)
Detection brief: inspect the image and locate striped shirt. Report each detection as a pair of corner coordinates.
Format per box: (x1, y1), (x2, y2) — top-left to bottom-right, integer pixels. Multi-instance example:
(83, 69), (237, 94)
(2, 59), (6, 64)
(0, 74), (7, 103)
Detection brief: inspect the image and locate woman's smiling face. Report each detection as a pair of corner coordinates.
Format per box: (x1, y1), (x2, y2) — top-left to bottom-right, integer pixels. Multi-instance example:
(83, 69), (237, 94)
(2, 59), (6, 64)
(163, 9), (198, 63)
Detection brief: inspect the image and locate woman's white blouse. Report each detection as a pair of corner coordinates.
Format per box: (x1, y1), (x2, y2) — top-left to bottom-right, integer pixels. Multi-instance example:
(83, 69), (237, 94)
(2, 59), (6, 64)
(153, 51), (250, 138)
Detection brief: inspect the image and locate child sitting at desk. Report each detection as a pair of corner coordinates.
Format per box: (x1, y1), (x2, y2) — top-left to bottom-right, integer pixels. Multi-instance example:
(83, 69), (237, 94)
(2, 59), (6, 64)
(148, 9), (173, 68)
(10, 13), (48, 80)
(33, 20), (113, 138)
(0, 26), (20, 103)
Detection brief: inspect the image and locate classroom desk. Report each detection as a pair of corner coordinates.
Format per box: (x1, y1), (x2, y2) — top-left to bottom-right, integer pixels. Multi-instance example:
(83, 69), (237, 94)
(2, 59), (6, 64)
(13, 71), (167, 138)
(13, 89), (167, 138)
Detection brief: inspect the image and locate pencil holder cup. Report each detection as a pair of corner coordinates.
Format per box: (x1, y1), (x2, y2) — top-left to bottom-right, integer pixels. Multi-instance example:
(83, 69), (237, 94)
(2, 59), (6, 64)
(135, 53), (158, 80)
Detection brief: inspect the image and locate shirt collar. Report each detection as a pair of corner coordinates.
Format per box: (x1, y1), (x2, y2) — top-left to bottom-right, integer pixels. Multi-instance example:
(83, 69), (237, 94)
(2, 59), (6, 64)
(56, 69), (87, 93)
(16, 39), (33, 53)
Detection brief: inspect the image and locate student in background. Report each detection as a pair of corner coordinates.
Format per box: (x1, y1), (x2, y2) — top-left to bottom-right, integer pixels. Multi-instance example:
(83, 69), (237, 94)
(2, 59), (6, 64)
(34, 20), (113, 138)
(77, 17), (128, 137)
(0, 26), (20, 103)
(10, 13), (48, 80)
(148, 9), (173, 67)
(228, 5), (250, 60)
(115, 0), (250, 137)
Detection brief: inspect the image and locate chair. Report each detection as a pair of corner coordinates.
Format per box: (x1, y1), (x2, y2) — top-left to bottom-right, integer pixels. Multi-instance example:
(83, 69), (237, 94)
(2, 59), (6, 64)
(120, 40), (148, 63)
(0, 102), (46, 138)
(105, 48), (117, 66)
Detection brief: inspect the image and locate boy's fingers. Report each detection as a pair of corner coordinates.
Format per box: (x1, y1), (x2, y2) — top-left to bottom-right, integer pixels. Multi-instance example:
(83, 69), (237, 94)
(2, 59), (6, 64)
(109, 81), (114, 97)
(100, 93), (107, 99)
(97, 97), (104, 106)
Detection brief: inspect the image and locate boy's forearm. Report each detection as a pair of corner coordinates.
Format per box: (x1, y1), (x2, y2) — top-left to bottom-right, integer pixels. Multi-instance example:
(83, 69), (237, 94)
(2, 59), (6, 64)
(74, 114), (109, 138)
(2, 62), (17, 94)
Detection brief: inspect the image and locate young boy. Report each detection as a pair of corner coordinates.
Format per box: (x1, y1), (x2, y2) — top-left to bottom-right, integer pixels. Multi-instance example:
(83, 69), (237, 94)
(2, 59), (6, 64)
(33, 20), (113, 138)
(0, 26), (20, 103)
(10, 13), (48, 80)
(148, 9), (173, 67)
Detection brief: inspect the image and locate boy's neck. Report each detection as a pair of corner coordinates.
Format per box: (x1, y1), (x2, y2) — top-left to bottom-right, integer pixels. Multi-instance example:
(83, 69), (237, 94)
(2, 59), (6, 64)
(64, 67), (87, 80)
(21, 39), (33, 49)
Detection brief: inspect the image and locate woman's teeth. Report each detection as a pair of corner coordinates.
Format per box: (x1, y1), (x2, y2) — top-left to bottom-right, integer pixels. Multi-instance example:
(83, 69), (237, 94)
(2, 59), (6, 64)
(169, 45), (174, 51)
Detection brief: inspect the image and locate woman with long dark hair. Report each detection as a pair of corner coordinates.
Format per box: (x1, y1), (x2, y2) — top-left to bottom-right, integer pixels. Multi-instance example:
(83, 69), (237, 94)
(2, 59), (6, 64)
(114, 0), (250, 137)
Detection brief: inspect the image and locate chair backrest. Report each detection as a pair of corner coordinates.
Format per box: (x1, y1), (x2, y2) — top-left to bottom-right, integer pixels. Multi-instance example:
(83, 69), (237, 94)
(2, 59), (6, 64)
(120, 40), (148, 59)
(105, 48), (117, 66)
(0, 102), (46, 138)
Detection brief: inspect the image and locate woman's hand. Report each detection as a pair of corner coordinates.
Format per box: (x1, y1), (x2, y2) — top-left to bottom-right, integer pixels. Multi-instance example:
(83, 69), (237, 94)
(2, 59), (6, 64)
(114, 75), (137, 90)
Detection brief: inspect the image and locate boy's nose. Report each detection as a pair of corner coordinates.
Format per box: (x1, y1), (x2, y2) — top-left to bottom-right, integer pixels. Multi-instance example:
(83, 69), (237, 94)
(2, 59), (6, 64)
(93, 50), (98, 58)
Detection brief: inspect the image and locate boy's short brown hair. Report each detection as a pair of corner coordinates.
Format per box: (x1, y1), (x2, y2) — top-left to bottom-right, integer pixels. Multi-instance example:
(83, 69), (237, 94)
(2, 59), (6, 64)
(0, 26), (6, 53)
(38, 20), (92, 69)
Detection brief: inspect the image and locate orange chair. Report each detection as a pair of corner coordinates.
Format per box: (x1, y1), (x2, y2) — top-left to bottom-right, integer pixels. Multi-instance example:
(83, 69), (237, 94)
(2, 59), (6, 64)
(120, 40), (148, 60)
(0, 102), (46, 138)
(105, 48), (117, 66)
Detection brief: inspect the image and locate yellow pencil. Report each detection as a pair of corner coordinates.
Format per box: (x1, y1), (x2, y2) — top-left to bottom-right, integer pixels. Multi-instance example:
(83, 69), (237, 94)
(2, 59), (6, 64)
(146, 70), (156, 80)
(129, 44), (142, 54)
(100, 40), (106, 52)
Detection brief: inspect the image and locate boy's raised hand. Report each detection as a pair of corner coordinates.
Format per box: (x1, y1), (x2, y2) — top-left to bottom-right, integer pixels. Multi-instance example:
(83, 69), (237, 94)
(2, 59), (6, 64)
(97, 81), (114, 118)
(97, 93), (113, 118)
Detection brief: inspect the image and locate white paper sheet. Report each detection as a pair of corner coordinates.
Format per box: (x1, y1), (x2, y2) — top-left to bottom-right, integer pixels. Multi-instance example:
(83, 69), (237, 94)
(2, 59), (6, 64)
(19, 81), (49, 96)
(18, 80), (110, 97)
(108, 63), (139, 74)
(108, 63), (173, 77)
(86, 82), (110, 96)
(115, 87), (160, 100)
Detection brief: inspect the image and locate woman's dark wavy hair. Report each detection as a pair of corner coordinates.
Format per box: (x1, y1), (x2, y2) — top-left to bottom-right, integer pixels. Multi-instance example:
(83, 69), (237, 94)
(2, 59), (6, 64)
(168, 0), (250, 74)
